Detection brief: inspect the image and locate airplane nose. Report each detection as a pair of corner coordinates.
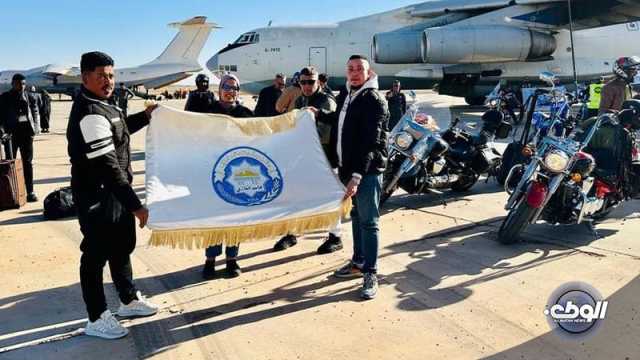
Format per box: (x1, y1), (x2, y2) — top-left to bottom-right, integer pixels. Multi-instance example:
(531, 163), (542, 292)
(206, 53), (219, 72)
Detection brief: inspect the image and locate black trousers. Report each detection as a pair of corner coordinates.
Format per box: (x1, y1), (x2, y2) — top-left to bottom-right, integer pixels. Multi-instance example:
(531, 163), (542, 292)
(40, 113), (50, 130)
(78, 204), (138, 322)
(3, 124), (34, 193)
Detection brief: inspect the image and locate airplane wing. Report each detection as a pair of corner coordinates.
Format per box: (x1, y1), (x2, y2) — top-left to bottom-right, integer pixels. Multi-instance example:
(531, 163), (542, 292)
(410, 0), (640, 30)
(409, 0), (557, 17)
(33, 64), (79, 79)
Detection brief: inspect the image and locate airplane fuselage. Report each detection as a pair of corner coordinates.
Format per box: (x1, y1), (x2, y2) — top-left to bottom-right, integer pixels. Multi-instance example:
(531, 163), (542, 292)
(208, 4), (640, 99)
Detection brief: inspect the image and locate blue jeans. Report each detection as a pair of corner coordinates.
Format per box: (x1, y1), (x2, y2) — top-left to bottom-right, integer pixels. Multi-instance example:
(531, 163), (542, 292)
(350, 174), (382, 274)
(205, 245), (239, 259)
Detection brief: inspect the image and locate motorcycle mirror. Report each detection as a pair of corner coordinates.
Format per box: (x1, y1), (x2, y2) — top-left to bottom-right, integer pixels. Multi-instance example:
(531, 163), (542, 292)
(540, 71), (558, 86)
(539, 72), (558, 87)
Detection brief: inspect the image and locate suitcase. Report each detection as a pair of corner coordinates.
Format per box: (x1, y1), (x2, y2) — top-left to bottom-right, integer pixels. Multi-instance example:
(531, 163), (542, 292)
(0, 138), (27, 210)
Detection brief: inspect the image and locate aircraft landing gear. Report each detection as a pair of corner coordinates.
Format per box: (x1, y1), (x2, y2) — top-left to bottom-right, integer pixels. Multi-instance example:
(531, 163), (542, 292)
(464, 96), (486, 106)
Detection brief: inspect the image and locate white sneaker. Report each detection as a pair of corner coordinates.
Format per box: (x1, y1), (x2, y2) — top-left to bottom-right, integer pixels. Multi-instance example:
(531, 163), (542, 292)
(116, 291), (158, 318)
(84, 310), (128, 339)
(361, 273), (379, 300)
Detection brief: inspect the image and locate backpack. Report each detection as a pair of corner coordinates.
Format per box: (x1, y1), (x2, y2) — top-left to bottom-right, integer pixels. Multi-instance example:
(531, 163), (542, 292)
(43, 187), (77, 220)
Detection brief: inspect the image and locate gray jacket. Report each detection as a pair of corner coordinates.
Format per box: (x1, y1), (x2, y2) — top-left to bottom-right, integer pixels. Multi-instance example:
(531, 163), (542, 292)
(294, 89), (337, 145)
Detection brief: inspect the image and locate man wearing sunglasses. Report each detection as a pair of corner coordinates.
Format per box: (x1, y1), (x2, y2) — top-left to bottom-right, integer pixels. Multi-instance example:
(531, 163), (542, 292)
(255, 73), (286, 117)
(202, 73), (254, 280)
(273, 66), (343, 254)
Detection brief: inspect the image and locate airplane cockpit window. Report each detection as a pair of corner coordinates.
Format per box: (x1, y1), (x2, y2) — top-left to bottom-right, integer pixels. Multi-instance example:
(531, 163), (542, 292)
(233, 32), (260, 44)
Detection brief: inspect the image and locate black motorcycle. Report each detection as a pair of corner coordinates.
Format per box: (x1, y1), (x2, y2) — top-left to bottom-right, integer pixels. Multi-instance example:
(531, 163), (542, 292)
(498, 104), (640, 244)
(380, 107), (511, 205)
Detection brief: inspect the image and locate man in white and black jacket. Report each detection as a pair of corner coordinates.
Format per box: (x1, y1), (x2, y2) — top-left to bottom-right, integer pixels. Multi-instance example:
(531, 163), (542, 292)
(314, 55), (389, 300)
(66, 51), (158, 339)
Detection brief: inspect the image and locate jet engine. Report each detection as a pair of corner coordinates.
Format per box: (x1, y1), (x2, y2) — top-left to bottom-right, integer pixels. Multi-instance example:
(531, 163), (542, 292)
(373, 26), (556, 64)
(423, 26), (556, 64)
(372, 31), (425, 64)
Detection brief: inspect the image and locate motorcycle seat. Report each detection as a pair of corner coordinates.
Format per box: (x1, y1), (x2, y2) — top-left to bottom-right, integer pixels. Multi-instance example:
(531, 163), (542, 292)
(593, 168), (619, 184)
(447, 145), (472, 161)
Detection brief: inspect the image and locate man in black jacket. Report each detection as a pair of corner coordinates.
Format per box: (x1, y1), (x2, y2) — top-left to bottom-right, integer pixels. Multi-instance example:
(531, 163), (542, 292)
(185, 74), (217, 113)
(0, 73), (40, 202)
(315, 55), (389, 300)
(113, 83), (135, 117)
(67, 51), (158, 339)
(319, 73), (333, 95)
(254, 73), (286, 117)
(39, 89), (52, 133)
(385, 80), (407, 130)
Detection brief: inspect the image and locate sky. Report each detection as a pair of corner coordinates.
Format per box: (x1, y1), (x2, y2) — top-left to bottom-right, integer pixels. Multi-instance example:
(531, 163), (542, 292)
(0, 0), (420, 72)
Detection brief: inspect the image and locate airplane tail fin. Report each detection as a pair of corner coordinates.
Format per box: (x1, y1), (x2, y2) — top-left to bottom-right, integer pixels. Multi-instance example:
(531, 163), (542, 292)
(148, 16), (219, 65)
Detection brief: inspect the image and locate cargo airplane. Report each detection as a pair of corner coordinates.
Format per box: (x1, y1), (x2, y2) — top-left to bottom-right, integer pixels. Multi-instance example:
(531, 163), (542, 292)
(0, 16), (218, 96)
(207, 0), (640, 105)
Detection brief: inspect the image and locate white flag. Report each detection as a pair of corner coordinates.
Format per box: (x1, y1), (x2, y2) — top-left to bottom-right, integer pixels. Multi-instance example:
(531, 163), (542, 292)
(145, 105), (349, 249)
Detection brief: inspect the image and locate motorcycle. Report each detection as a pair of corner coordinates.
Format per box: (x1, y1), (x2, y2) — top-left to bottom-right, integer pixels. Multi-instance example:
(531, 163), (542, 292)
(380, 106), (510, 206)
(497, 109), (633, 244)
(486, 85), (524, 125)
(497, 72), (588, 186)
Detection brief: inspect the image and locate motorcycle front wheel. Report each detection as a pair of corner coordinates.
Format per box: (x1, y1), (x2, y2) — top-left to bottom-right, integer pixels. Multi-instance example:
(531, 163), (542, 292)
(498, 199), (536, 244)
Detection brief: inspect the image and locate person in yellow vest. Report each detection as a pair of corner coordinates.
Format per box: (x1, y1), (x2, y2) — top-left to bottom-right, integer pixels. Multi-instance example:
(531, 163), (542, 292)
(587, 79), (604, 118)
(599, 57), (640, 115)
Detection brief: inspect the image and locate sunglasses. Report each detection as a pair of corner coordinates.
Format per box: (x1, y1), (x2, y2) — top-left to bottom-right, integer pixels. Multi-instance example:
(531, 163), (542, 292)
(221, 83), (240, 92)
(300, 80), (316, 86)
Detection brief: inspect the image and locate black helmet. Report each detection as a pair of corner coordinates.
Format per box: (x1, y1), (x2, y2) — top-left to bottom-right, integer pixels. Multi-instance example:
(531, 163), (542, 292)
(481, 109), (504, 132)
(195, 74), (210, 89)
(613, 56), (640, 83)
(620, 99), (640, 129)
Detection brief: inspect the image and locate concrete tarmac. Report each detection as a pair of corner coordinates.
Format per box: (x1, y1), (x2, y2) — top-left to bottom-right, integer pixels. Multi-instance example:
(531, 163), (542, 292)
(0, 92), (638, 360)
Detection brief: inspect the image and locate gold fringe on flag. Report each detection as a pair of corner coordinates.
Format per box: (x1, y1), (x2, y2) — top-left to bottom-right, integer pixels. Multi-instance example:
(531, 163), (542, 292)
(148, 198), (352, 249)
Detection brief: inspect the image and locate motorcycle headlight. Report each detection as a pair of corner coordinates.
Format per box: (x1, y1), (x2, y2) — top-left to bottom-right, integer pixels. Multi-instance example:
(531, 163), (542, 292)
(395, 132), (413, 150)
(543, 150), (570, 173)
